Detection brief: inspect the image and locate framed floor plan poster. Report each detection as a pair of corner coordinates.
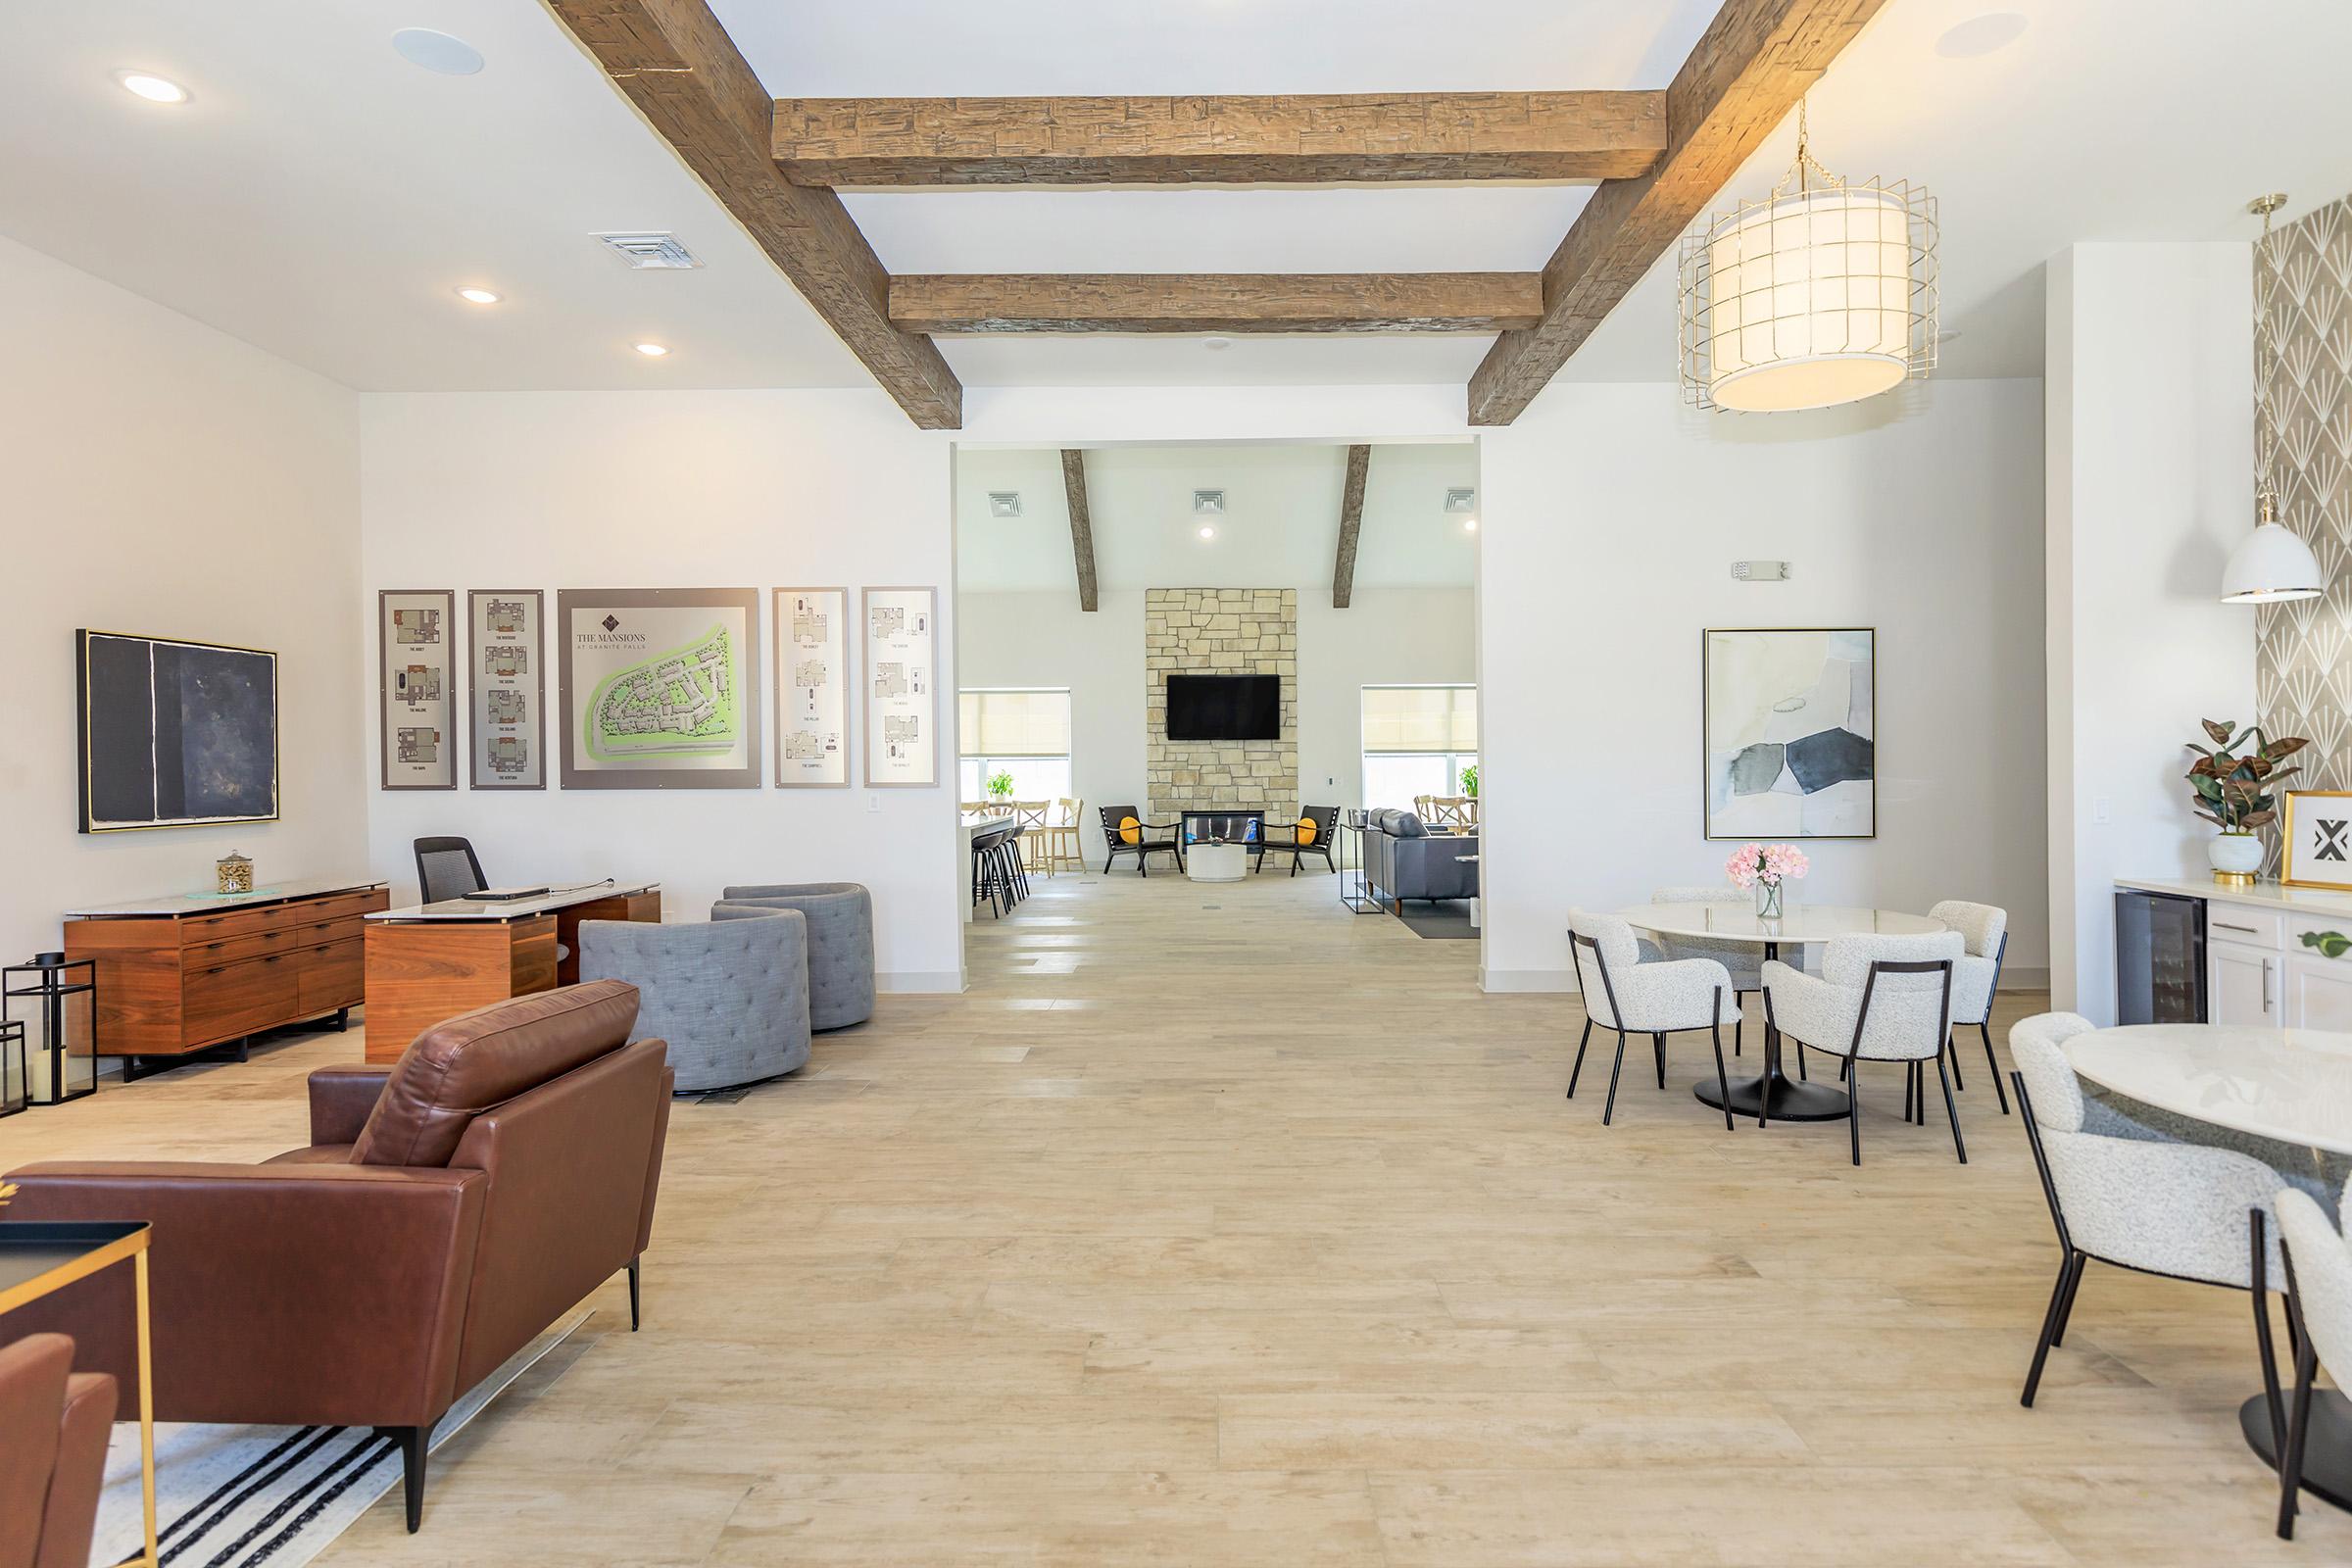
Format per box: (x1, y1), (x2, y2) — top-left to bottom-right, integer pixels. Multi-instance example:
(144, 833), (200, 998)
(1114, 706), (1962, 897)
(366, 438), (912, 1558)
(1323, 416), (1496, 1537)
(468, 590), (544, 789)
(776, 587), (850, 787)
(378, 590), (457, 790)
(557, 587), (760, 790)
(862, 587), (938, 788)
(1703, 626), (1875, 839)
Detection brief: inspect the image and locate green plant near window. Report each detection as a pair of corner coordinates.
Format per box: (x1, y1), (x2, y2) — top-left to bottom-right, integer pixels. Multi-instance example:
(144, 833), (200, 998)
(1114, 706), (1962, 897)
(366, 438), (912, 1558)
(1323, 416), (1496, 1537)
(985, 769), (1015, 800)
(2184, 717), (2306, 832)
(1458, 763), (1479, 799)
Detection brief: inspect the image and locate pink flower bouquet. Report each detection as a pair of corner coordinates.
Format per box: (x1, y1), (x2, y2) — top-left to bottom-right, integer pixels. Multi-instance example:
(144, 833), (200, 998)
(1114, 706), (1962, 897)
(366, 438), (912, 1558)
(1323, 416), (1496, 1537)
(1726, 842), (1808, 916)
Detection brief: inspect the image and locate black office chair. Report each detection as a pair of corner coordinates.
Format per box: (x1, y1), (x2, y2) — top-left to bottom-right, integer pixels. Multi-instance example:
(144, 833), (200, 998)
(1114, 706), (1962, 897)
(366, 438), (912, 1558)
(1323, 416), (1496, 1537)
(413, 836), (486, 904)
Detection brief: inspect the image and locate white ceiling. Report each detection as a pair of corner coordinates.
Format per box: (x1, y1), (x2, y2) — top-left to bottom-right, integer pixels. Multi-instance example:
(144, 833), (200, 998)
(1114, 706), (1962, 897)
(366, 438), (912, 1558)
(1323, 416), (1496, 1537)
(4, 2), (2350, 396)
(956, 442), (1479, 594)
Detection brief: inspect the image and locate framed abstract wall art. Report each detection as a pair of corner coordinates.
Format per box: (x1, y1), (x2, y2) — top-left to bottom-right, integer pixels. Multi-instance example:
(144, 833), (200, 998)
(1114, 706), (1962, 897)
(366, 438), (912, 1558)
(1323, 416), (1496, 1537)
(862, 586), (938, 788)
(468, 589), (545, 789)
(775, 587), (850, 787)
(379, 589), (458, 790)
(557, 587), (760, 790)
(1703, 627), (1876, 839)
(77, 630), (280, 831)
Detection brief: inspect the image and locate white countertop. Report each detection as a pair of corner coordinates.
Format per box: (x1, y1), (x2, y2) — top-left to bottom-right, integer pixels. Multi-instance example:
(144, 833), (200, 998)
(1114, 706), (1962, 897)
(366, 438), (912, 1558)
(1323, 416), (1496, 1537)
(2066, 1023), (2352, 1156)
(2117, 875), (2352, 921)
(65, 875), (387, 918)
(368, 880), (660, 922)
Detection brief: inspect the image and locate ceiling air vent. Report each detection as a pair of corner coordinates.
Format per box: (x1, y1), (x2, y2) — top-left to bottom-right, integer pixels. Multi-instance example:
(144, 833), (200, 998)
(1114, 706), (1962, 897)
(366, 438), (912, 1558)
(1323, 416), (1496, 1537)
(593, 231), (703, 270)
(987, 492), (1023, 519)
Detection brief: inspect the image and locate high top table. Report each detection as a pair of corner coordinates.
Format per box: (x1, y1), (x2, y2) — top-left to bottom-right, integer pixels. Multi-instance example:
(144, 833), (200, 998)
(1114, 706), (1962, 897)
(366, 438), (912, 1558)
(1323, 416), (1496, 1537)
(362, 881), (660, 1062)
(1612, 903), (1948, 1121)
(2065, 1023), (2352, 1514)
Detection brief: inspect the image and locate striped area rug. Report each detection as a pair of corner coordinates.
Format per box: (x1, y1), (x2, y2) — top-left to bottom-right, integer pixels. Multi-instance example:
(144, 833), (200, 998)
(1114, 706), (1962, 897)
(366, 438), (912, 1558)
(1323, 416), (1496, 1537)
(87, 1311), (588, 1568)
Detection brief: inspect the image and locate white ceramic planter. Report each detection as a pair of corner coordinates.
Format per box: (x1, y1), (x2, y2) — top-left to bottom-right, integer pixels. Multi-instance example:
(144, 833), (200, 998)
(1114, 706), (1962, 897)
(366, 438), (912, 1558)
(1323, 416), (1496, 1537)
(2209, 832), (2265, 882)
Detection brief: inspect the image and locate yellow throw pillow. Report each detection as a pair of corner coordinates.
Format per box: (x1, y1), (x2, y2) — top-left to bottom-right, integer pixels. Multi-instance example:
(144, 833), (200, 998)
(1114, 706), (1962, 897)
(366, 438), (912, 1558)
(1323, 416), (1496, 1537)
(1119, 815), (1142, 845)
(1296, 814), (1317, 845)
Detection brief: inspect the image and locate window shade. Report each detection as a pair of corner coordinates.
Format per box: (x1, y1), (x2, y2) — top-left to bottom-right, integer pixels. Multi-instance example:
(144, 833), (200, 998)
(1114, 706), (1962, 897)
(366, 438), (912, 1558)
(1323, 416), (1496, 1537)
(957, 689), (1071, 758)
(1361, 686), (1478, 754)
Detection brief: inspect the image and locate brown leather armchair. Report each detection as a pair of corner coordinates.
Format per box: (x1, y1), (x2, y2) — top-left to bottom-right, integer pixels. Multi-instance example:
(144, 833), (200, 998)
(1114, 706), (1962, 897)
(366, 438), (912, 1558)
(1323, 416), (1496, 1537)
(0, 1333), (115, 1568)
(1, 981), (672, 1535)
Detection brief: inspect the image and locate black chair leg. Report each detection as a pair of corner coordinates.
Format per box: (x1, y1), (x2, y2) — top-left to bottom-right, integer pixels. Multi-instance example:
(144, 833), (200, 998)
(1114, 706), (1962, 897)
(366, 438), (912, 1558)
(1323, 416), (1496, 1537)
(1567, 1018), (1592, 1099)
(2021, 1251), (2078, 1407)
(1652, 1032), (1666, 1091)
(627, 1256), (642, 1331)
(1710, 999), (1734, 1132)
(1847, 1051), (1863, 1166)
(1981, 1021), (2010, 1114)
(2280, 1331), (2319, 1539)
(373, 1424), (428, 1533)
(1936, 1054), (1966, 1163)
(1601, 1030), (1628, 1125)
(2051, 1250), (2087, 1348)
(1946, 1029), (1966, 1092)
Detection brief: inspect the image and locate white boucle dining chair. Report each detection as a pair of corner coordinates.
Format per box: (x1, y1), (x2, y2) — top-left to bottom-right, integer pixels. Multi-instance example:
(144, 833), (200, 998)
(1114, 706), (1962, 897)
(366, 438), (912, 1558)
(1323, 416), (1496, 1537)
(1930, 898), (2012, 1113)
(2274, 1180), (2352, 1539)
(1565, 909), (1741, 1131)
(1761, 930), (1967, 1165)
(2006, 1011), (2295, 1412)
(1649, 887), (1765, 1057)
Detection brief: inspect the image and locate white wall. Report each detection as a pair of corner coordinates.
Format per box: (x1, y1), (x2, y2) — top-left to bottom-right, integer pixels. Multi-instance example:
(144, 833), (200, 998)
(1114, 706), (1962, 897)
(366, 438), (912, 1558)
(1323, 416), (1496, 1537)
(2045, 244), (2255, 1021)
(358, 390), (961, 990)
(1477, 379), (2050, 992)
(956, 584), (1476, 861)
(0, 235), (363, 993)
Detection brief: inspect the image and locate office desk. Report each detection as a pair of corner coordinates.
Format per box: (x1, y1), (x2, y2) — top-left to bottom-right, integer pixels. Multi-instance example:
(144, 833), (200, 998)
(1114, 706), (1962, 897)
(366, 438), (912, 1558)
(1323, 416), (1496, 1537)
(362, 882), (661, 1062)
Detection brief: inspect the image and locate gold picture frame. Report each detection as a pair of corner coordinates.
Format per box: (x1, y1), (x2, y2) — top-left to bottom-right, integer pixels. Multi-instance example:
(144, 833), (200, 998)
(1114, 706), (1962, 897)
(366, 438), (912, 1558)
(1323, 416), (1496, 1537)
(2280, 790), (2352, 892)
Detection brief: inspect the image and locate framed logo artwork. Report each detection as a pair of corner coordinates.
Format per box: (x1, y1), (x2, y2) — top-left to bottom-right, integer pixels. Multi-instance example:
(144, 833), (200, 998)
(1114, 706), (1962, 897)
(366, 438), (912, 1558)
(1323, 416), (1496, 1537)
(2281, 790), (2352, 892)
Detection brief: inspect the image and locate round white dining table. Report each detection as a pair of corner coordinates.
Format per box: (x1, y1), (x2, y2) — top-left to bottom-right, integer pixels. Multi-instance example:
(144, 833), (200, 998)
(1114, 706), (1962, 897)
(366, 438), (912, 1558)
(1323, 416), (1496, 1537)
(1611, 903), (1948, 1123)
(2063, 1022), (2352, 1511)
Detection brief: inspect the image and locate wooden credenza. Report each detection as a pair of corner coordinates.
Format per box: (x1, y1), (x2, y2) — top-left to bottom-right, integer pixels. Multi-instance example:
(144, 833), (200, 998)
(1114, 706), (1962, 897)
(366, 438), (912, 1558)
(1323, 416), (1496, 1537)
(64, 877), (390, 1073)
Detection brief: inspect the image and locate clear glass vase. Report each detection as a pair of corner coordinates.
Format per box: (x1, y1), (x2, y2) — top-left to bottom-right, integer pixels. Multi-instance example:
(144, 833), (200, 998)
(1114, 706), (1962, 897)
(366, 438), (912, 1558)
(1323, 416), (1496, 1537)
(1755, 880), (1784, 920)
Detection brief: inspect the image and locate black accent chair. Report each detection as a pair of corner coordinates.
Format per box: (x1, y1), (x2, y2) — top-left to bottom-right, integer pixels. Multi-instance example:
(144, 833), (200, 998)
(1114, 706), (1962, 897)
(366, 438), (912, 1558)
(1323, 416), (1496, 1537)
(1260, 807), (1341, 876)
(413, 836), (486, 903)
(1098, 806), (1183, 876)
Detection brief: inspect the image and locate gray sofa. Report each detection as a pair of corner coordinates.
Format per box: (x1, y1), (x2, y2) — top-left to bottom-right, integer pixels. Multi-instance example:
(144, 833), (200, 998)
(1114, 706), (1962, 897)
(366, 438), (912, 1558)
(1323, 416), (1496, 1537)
(579, 908), (811, 1093)
(714, 883), (875, 1030)
(1363, 808), (1480, 914)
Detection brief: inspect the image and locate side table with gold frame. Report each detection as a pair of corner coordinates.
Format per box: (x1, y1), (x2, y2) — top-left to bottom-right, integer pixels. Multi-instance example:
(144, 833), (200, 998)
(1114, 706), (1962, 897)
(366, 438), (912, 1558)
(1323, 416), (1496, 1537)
(0, 1220), (157, 1567)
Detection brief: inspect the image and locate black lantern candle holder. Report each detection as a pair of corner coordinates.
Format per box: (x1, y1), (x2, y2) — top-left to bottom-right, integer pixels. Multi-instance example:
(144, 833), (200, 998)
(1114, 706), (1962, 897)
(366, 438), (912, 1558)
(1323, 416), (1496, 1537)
(0, 1017), (25, 1117)
(3, 954), (99, 1106)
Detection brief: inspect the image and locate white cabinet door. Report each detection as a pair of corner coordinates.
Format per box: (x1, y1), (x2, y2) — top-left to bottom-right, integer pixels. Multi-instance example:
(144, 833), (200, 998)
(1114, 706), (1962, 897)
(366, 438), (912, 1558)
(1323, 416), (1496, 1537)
(2284, 950), (2352, 1031)
(2208, 938), (2277, 1026)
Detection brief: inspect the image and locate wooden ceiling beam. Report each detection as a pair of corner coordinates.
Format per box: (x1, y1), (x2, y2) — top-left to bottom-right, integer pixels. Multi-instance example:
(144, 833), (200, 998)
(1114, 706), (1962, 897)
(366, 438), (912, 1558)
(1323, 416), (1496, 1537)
(1466, 0), (1894, 426)
(890, 273), (1544, 335)
(543, 0), (963, 428)
(1333, 445), (1372, 611)
(773, 92), (1667, 185)
(1060, 450), (1099, 612)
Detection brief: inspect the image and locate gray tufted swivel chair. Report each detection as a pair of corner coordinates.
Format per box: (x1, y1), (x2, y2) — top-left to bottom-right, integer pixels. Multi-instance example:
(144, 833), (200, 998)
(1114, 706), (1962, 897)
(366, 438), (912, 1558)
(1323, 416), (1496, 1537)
(713, 883), (875, 1030)
(579, 909), (810, 1093)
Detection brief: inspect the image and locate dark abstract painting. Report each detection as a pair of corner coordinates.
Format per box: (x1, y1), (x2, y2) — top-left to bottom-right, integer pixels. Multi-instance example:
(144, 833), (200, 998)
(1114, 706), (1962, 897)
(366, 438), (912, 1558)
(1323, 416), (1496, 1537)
(79, 631), (278, 831)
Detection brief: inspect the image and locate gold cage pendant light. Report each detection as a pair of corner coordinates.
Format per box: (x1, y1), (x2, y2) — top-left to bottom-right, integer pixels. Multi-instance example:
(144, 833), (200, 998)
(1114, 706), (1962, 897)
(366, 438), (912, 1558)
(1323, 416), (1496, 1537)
(1679, 102), (1938, 413)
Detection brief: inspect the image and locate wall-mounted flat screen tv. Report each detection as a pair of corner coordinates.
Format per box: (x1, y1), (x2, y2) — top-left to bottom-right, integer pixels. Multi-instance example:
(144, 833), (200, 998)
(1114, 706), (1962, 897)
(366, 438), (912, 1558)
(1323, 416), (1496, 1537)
(1165, 673), (1281, 741)
(77, 630), (279, 832)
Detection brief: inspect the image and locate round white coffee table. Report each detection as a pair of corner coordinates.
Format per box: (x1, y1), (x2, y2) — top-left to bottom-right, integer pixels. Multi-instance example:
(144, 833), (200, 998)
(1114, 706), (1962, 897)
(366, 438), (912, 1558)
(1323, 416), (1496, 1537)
(1187, 842), (1250, 882)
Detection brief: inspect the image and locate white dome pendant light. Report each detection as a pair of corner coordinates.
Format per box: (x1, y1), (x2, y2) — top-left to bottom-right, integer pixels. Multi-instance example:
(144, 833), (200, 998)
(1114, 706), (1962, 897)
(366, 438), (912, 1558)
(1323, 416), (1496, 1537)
(1678, 101), (1937, 413)
(2222, 193), (2324, 605)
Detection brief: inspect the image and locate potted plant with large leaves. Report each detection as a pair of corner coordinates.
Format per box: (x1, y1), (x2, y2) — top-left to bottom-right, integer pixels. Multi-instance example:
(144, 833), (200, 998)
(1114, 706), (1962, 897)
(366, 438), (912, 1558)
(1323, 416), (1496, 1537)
(2185, 718), (2307, 884)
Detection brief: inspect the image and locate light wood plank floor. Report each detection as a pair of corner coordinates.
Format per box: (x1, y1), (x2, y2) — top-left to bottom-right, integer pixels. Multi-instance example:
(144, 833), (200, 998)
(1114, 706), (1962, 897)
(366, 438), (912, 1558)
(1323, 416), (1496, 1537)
(10, 868), (2345, 1564)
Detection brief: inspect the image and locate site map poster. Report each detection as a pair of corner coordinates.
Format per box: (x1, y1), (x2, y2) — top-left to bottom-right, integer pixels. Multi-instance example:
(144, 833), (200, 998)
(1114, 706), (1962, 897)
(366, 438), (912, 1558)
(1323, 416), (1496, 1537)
(557, 588), (761, 790)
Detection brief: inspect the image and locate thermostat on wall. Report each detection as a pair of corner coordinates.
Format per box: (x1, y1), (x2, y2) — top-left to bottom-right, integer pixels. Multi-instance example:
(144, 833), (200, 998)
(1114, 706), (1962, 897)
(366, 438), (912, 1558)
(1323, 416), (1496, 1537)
(1731, 560), (1791, 581)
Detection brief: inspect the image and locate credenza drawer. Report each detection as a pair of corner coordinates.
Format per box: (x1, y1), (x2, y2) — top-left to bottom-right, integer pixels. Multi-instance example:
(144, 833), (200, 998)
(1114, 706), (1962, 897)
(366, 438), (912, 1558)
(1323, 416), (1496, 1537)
(179, 903), (302, 946)
(297, 938), (364, 1015)
(309, 890), (391, 923)
(184, 953), (298, 1043)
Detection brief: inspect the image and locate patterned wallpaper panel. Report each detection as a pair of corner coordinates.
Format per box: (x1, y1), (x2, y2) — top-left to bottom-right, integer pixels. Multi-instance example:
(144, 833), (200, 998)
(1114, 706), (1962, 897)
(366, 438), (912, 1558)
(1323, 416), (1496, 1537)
(2256, 194), (2352, 790)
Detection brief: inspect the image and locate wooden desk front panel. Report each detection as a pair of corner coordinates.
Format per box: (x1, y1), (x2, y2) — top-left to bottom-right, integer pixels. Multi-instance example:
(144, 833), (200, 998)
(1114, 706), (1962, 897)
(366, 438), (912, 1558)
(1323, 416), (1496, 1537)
(363, 914), (559, 1063)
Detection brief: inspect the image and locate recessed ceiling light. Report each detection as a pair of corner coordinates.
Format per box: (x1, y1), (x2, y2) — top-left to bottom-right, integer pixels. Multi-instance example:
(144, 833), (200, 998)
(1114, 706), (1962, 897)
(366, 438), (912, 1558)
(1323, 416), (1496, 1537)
(1935, 12), (2028, 58)
(633, 342), (671, 358)
(392, 27), (485, 76)
(1462, 518), (1479, 533)
(1198, 525), (1216, 540)
(1202, 336), (1234, 353)
(116, 71), (189, 105)
(454, 286), (501, 306)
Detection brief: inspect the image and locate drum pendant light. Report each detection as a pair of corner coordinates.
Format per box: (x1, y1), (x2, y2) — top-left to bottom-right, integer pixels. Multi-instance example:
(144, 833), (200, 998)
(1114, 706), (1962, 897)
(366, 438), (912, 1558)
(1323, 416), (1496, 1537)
(2222, 193), (2324, 605)
(1679, 102), (1938, 413)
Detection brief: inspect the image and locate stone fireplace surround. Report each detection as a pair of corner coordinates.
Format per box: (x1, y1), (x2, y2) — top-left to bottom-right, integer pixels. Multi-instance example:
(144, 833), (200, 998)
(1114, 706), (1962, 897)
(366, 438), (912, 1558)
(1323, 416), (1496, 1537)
(1146, 587), (1298, 825)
